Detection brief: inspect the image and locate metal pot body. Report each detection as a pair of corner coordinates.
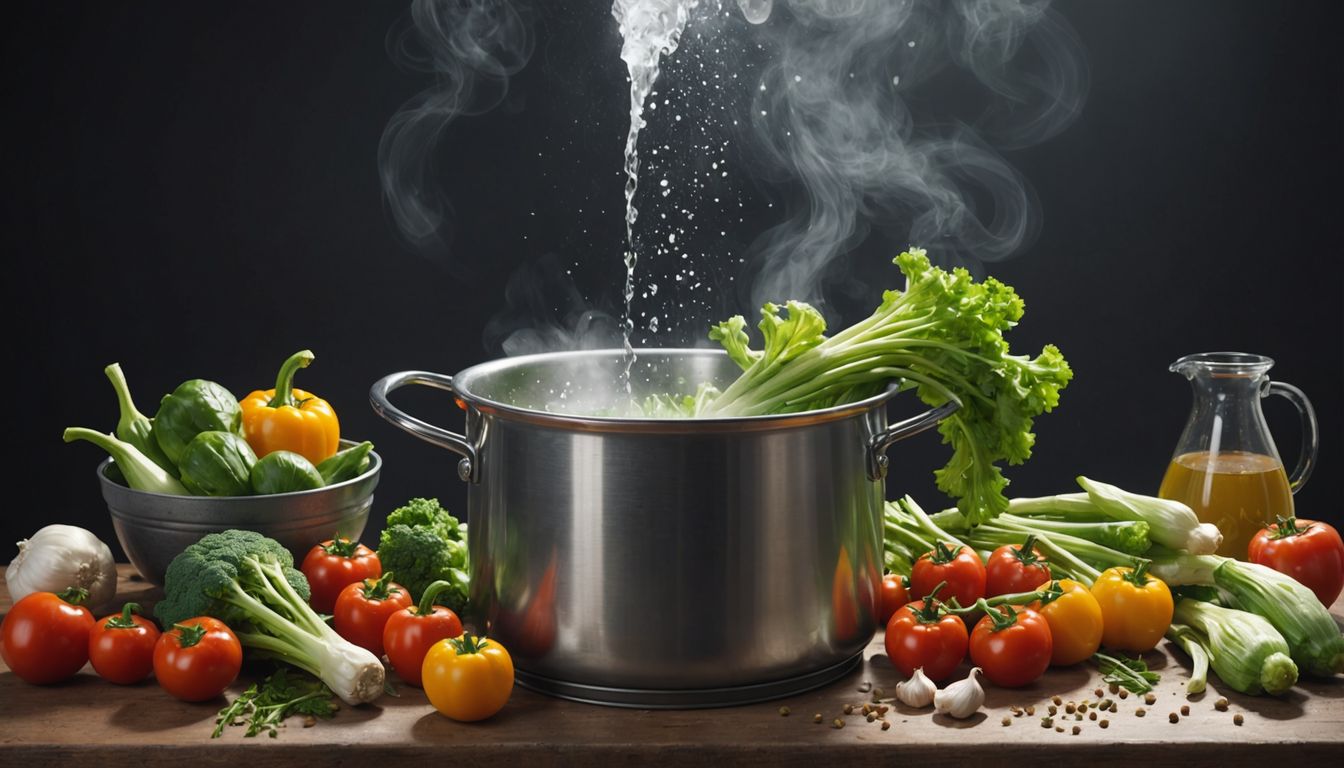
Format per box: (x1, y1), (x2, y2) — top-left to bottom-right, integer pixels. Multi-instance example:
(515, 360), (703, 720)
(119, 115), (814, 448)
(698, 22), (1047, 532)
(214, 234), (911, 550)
(371, 350), (953, 707)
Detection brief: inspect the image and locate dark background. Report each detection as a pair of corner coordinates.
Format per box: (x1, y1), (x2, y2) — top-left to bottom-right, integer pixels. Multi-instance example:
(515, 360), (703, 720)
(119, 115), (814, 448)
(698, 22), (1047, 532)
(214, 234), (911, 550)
(3, 1), (1340, 563)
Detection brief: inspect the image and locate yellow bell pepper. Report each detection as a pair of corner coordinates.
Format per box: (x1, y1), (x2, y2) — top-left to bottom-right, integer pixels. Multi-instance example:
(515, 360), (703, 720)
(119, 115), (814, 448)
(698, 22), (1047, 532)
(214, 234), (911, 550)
(1030, 578), (1104, 666)
(240, 350), (340, 466)
(1090, 562), (1173, 652)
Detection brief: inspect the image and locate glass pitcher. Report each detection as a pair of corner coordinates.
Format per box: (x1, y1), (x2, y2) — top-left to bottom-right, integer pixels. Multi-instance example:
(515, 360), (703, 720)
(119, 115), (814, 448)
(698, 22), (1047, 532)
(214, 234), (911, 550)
(1158, 352), (1319, 558)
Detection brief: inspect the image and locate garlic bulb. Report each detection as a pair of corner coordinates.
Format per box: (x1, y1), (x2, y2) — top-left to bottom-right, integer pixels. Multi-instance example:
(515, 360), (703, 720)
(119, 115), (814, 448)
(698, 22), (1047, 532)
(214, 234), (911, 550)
(933, 667), (984, 719)
(895, 667), (938, 708)
(6, 525), (117, 611)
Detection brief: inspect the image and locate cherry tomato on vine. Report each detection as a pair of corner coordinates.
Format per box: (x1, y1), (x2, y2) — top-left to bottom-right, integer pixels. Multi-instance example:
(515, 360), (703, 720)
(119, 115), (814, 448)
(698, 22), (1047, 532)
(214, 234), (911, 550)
(878, 573), (910, 625)
(334, 572), (411, 657)
(1248, 517), (1344, 606)
(301, 535), (382, 614)
(911, 541), (986, 609)
(153, 617), (242, 702)
(88, 602), (160, 684)
(383, 580), (464, 687)
(984, 535), (1052, 597)
(0, 587), (95, 684)
(884, 595), (969, 682)
(969, 604), (1053, 688)
(423, 633), (514, 722)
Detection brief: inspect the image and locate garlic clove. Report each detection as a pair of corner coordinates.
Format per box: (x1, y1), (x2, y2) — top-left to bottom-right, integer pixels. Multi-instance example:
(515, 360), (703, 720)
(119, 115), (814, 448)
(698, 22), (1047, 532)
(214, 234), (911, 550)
(933, 667), (985, 719)
(895, 666), (938, 708)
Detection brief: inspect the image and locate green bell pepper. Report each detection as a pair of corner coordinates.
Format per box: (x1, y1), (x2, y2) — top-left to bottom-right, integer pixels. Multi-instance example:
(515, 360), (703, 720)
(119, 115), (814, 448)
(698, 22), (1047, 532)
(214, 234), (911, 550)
(316, 441), (374, 484)
(251, 450), (325, 495)
(178, 431), (257, 496)
(154, 379), (243, 465)
(104, 363), (178, 477)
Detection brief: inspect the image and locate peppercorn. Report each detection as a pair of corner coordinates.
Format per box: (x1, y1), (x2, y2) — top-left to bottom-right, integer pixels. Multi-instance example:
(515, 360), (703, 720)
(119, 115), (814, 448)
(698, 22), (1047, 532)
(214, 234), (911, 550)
(881, 721), (891, 731)
(1180, 705), (1190, 716)
(1100, 719), (1110, 729)
(1215, 698), (1229, 711)
(1072, 725), (1081, 735)
(779, 706), (790, 717)
(1002, 717), (1012, 727)
(1144, 693), (1157, 705)
(833, 718), (845, 729)
(1234, 714), (1244, 726)
(1169, 712), (1179, 723)
(1089, 711), (1097, 721)
(1136, 708), (1147, 717)
(814, 713), (823, 724)
(1118, 689), (1129, 699)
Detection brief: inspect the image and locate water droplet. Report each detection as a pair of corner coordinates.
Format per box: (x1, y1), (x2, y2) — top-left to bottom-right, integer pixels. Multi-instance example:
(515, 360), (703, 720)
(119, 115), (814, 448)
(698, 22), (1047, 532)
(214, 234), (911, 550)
(892, 75), (901, 86)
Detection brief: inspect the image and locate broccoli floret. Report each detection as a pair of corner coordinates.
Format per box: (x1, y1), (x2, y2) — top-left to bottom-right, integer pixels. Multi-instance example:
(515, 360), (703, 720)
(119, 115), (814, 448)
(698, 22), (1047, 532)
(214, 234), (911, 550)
(378, 498), (469, 614)
(154, 529), (384, 705)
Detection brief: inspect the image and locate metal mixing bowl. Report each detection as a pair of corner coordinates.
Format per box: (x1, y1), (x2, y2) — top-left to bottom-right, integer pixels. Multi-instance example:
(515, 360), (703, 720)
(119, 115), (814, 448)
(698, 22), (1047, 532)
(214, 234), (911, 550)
(97, 441), (381, 585)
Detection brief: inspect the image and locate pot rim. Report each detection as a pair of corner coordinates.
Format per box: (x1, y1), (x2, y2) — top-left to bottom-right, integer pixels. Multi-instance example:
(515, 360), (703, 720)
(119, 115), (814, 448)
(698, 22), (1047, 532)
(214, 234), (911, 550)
(450, 348), (905, 433)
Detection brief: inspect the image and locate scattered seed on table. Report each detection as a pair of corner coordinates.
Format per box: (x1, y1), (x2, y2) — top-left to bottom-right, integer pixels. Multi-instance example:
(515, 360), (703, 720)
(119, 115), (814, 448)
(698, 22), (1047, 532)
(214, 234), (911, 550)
(779, 706), (791, 717)
(1215, 698), (1229, 711)
(1100, 719), (1110, 729)
(814, 713), (823, 723)
(1234, 714), (1244, 726)
(877, 706), (889, 715)
(1052, 695), (1063, 705)
(881, 720), (891, 731)
(1079, 702), (1090, 713)
(1095, 687), (1105, 697)
(1118, 689), (1129, 699)
(1144, 693), (1157, 705)
(1089, 711), (1097, 721)
(1002, 716), (1012, 726)
(1136, 708), (1147, 717)
(1075, 714), (1083, 722)
(843, 704), (854, 715)
(1025, 705), (1036, 716)
(867, 713), (877, 723)
(1010, 705), (1023, 715)
(1055, 726), (1065, 733)
(1048, 705), (1058, 715)
(1072, 725), (1081, 735)
(833, 718), (845, 729)
(1169, 713), (1179, 723)
(302, 716), (316, 728)
(1064, 703), (1075, 714)
(1108, 683), (1119, 694)
(1041, 717), (1054, 728)
(1180, 704), (1190, 716)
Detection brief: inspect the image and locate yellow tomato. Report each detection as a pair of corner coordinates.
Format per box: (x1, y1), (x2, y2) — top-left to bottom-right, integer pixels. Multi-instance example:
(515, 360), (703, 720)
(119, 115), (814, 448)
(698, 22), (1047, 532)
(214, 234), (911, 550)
(422, 634), (514, 722)
(1090, 563), (1173, 652)
(1030, 578), (1104, 666)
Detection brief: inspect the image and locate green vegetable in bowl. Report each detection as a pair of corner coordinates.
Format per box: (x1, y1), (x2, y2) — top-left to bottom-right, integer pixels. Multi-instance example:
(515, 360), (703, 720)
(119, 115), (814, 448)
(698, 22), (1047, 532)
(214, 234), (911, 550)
(63, 427), (188, 495)
(251, 451), (325, 494)
(377, 498), (469, 613)
(154, 379), (243, 465)
(178, 431), (257, 496)
(317, 441), (374, 484)
(154, 529), (385, 705)
(104, 363), (178, 477)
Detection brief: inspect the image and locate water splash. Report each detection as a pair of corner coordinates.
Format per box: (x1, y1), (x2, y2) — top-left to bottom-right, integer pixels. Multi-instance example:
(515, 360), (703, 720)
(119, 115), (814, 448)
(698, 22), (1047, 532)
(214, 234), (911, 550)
(611, 0), (709, 394)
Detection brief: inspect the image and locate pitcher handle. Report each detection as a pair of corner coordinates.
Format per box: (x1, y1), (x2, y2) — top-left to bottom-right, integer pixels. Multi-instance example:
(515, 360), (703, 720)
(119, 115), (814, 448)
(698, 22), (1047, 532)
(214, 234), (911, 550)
(1266, 381), (1318, 493)
(370, 371), (479, 483)
(867, 399), (961, 480)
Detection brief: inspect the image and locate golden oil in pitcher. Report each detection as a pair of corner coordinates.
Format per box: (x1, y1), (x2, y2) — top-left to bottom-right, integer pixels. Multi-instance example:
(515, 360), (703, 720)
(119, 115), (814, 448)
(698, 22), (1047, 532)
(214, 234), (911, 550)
(1158, 353), (1317, 559)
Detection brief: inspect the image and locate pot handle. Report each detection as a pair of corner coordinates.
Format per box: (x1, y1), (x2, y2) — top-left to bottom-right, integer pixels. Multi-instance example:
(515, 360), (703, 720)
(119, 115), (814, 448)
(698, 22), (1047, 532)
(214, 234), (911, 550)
(370, 371), (479, 483)
(866, 398), (961, 480)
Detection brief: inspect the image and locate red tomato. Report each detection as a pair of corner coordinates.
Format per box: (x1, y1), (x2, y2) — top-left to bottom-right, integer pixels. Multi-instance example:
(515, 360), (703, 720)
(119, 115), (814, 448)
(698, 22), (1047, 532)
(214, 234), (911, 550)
(969, 605), (1053, 688)
(88, 602), (161, 684)
(878, 574), (910, 625)
(1248, 517), (1344, 606)
(0, 588), (95, 684)
(382, 580), (464, 687)
(910, 541), (986, 609)
(984, 536), (1052, 597)
(334, 573), (412, 657)
(301, 536), (382, 614)
(883, 598), (969, 682)
(153, 617), (242, 702)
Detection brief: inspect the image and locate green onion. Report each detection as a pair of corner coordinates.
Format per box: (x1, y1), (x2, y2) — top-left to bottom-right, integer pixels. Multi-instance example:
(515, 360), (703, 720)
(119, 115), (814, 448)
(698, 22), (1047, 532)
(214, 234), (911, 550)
(1171, 599), (1298, 696)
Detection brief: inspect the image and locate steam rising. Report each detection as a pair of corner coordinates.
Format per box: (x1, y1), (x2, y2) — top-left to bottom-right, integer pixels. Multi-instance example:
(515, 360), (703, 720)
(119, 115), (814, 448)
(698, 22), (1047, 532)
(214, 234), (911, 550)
(378, 0), (534, 270)
(742, 0), (1087, 308)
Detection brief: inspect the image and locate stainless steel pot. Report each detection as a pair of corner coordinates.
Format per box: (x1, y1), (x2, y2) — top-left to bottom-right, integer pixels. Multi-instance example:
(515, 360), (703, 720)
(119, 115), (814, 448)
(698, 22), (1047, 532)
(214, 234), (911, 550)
(370, 349), (954, 708)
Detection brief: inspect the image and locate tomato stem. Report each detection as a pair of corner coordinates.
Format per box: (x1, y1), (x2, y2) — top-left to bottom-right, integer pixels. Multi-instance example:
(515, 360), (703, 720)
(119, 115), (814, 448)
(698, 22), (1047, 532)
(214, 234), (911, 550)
(1013, 534), (1044, 567)
(321, 533), (360, 558)
(173, 622), (208, 649)
(1269, 516), (1308, 540)
(928, 540), (962, 565)
(56, 586), (90, 605)
(449, 634), (490, 655)
(105, 602), (142, 629)
(360, 572), (402, 601)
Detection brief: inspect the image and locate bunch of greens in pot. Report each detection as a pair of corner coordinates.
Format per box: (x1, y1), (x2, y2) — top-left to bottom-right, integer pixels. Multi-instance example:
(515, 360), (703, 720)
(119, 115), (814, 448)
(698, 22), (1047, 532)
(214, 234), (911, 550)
(652, 248), (1073, 526)
(377, 498), (469, 613)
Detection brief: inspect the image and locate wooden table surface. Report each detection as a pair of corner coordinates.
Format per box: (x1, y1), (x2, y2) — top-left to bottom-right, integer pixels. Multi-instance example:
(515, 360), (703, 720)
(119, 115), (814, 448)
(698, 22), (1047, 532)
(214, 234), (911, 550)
(2, 565), (1341, 767)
